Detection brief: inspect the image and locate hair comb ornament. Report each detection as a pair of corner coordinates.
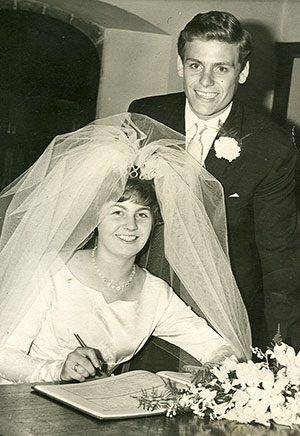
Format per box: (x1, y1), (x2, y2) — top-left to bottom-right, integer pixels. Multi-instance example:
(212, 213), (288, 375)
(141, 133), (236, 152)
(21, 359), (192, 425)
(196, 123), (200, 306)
(135, 153), (160, 181)
(128, 152), (160, 181)
(128, 166), (140, 179)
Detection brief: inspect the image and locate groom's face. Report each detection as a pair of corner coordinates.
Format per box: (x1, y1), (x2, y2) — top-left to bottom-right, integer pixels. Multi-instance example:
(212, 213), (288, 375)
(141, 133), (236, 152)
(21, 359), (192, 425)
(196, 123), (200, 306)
(177, 39), (249, 120)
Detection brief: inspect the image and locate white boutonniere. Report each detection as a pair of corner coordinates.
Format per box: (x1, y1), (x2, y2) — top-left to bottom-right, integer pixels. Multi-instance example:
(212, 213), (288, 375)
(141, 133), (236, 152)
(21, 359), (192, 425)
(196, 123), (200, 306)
(214, 136), (241, 162)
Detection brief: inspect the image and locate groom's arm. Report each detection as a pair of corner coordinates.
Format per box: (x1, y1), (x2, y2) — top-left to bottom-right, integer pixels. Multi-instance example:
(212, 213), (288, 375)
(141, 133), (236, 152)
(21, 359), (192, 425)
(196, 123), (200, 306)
(254, 130), (300, 351)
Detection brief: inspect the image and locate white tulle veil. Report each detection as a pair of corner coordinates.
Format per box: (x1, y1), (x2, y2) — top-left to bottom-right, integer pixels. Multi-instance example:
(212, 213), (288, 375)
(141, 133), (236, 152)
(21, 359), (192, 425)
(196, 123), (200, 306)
(0, 113), (251, 360)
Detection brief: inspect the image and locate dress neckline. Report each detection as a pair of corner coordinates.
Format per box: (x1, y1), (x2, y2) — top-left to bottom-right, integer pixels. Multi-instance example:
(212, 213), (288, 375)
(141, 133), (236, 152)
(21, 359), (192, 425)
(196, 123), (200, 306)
(61, 261), (149, 304)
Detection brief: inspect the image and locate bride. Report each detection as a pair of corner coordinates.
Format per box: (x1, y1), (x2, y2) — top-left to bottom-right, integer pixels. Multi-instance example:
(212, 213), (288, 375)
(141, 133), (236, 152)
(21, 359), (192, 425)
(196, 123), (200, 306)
(0, 113), (251, 383)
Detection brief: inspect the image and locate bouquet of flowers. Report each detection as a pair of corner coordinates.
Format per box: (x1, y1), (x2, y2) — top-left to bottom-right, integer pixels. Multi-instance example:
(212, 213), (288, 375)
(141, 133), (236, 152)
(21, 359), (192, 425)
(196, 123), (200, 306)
(136, 339), (300, 428)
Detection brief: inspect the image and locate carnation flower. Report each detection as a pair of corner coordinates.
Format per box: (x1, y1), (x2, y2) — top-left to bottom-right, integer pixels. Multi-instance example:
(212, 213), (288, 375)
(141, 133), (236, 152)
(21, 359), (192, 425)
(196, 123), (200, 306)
(214, 136), (241, 162)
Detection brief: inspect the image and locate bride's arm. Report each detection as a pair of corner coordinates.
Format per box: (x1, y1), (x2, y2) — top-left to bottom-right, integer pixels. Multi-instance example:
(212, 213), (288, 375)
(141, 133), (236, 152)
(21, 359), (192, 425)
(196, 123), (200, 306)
(0, 280), (65, 383)
(0, 347), (65, 383)
(152, 285), (234, 364)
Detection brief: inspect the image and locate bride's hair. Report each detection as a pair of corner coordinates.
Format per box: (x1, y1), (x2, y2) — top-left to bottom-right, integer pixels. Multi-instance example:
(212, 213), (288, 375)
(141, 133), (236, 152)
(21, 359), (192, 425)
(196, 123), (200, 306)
(118, 177), (161, 225)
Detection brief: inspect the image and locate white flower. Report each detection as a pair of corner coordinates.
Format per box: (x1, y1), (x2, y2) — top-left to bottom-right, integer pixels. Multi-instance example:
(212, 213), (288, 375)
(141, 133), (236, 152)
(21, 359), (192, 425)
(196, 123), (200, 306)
(178, 393), (192, 408)
(273, 342), (297, 366)
(273, 376), (290, 393)
(233, 360), (267, 389)
(214, 136), (241, 162)
(138, 340), (300, 428)
(198, 387), (217, 407)
(212, 365), (230, 383)
(221, 355), (239, 371)
(213, 401), (231, 416)
(232, 389), (250, 407)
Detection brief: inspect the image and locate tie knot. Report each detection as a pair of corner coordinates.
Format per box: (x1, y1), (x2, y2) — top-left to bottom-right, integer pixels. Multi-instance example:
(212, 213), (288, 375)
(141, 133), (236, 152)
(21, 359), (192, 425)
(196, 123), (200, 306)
(197, 122), (220, 143)
(195, 122), (207, 135)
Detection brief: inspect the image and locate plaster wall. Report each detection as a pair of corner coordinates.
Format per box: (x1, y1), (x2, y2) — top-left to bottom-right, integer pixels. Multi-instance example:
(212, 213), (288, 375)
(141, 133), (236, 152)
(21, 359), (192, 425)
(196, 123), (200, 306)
(279, 0), (300, 41)
(98, 28), (171, 116)
(27, 0), (172, 116)
(280, 0), (300, 126)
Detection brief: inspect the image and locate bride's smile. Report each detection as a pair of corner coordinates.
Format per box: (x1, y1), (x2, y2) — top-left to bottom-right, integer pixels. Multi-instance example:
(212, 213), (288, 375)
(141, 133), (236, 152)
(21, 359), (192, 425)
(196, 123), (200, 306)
(97, 200), (153, 258)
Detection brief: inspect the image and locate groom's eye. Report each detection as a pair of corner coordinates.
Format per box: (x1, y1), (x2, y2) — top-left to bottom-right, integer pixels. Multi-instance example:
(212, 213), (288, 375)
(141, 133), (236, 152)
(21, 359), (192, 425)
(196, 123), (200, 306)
(188, 62), (202, 71)
(215, 65), (229, 74)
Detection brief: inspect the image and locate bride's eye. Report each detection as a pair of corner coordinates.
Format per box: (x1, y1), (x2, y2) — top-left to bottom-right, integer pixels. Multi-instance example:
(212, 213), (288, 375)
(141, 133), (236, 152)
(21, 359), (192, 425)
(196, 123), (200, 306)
(112, 209), (123, 216)
(137, 211), (151, 219)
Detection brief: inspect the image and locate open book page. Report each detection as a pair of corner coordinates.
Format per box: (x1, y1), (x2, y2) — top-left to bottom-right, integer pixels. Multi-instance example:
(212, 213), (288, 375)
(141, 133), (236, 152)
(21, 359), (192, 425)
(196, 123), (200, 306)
(33, 370), (170, 419)
(33, 370), (192, 420)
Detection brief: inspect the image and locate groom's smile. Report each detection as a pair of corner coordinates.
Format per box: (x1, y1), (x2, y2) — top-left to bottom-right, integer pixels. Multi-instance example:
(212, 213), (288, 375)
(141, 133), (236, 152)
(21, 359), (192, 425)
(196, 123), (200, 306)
(177, 39), (249, 120)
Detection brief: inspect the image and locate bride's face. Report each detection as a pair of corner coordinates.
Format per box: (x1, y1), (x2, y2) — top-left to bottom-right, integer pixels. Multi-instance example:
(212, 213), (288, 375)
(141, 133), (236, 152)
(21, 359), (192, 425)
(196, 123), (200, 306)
(97, 200), (153, 259)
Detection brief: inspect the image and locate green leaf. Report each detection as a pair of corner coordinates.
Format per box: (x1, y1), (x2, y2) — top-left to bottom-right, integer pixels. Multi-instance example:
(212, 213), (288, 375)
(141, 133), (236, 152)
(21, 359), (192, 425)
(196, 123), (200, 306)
(271, 324), (282, 346)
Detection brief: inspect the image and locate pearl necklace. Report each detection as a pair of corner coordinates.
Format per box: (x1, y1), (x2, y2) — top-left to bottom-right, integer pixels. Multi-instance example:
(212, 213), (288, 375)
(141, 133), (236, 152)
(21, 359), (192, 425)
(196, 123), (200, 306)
(91, 247), (136, 291)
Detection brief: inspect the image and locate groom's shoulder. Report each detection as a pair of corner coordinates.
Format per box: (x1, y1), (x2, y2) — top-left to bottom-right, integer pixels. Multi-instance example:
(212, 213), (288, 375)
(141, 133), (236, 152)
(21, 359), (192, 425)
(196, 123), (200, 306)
(235, 100), (292, 146)
(128, 92), (185, 113)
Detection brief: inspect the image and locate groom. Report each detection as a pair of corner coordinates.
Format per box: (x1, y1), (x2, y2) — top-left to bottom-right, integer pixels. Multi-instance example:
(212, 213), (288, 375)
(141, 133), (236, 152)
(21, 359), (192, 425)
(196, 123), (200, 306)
(129, 11), (300, 355)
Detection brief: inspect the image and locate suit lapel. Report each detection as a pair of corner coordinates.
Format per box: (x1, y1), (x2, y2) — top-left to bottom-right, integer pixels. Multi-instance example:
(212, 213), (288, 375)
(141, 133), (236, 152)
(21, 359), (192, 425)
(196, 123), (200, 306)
(205, 100), (244, 180)
(167, 93), (185, 135)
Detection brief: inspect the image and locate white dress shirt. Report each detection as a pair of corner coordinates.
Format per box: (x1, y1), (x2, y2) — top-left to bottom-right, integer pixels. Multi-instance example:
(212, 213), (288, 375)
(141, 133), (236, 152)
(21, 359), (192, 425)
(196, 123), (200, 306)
(185, 101), (232, 165)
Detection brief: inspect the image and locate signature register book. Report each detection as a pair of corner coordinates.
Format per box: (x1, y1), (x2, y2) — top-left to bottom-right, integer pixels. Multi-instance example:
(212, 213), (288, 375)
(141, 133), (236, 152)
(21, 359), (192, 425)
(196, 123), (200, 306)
(33, 370), (191, 420)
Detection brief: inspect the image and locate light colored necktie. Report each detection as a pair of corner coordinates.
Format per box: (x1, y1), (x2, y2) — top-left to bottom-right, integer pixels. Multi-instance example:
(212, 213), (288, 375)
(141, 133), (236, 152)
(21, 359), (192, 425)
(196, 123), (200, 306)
(187, 123), (220, 165)
(187, 123), (208, 164)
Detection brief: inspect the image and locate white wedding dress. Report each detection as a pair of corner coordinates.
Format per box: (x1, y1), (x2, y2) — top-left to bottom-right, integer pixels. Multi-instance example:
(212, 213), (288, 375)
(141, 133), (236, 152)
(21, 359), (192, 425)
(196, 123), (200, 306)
(0, 264), (230, 383)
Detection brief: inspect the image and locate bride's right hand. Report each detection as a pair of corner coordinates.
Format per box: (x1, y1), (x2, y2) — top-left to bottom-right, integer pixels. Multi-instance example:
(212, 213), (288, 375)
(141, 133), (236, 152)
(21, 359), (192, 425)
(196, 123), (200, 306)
(60, 346), (101, 382)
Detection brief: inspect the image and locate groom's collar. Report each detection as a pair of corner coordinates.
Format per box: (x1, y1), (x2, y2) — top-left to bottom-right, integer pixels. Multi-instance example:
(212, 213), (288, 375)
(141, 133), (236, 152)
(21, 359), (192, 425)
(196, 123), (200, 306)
(185, 101), (232, 134)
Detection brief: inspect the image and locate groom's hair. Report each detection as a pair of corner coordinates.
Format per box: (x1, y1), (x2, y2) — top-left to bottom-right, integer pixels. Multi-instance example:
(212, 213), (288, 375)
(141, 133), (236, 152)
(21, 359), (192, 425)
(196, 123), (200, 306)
(177, 10), (252, 69)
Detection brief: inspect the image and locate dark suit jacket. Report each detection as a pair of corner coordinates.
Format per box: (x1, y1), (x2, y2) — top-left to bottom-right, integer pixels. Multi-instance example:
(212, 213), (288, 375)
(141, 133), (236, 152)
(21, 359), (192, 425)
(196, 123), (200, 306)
(129, 92), (300, 351)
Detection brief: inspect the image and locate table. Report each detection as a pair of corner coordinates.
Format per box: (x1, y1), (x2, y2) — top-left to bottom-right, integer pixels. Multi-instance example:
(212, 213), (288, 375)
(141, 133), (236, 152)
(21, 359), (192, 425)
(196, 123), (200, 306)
(1, 384), (299, 436)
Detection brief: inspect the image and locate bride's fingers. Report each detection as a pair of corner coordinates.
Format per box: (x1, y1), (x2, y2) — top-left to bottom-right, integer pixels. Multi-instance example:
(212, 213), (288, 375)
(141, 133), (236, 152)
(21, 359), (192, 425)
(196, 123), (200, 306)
(75, 347), (102, 371)
(71, 362), (89, 382)
(61, 359), (85, 382)
(61, 348), (97, 381)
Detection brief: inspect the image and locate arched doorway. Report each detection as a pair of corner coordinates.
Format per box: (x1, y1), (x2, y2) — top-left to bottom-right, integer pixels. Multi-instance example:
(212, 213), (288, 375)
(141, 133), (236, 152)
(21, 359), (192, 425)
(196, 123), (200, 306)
(0, 9), (100, 189)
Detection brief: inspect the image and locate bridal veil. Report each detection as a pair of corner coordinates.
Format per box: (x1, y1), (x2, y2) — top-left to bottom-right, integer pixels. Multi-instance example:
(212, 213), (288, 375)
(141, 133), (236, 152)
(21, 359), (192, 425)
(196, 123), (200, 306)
(0, 113), (251, 360)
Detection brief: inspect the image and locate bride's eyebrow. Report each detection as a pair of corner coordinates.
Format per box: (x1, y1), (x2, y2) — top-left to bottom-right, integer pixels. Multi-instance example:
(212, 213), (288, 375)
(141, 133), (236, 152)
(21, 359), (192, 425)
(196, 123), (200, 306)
(112, 203), (126, 209)
(112, 204), (152, 214)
